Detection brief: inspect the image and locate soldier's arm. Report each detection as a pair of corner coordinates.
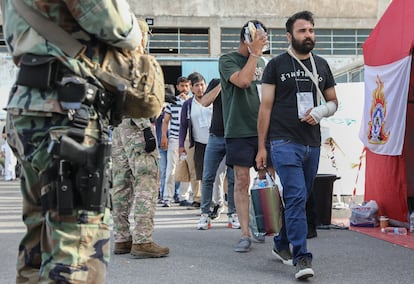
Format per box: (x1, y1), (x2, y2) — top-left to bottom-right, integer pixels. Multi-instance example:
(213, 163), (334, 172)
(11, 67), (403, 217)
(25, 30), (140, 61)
(66, 0), (142, 49)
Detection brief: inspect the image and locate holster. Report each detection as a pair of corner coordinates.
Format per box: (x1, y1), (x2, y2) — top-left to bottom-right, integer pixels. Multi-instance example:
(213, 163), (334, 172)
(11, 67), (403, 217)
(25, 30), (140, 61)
(57, 160), (75, 215)
(41, 102), (112, 215)
(45, 135), (112, 215)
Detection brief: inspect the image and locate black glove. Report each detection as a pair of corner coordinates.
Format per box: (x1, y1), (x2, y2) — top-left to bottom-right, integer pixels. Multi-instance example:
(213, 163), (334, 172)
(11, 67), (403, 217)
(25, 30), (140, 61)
(143, 127), (156, 153)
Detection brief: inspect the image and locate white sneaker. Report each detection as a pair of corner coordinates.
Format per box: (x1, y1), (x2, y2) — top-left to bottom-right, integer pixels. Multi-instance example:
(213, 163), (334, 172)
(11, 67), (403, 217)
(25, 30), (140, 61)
(197, 213), (211, 230)
(228, 213), (241, 229)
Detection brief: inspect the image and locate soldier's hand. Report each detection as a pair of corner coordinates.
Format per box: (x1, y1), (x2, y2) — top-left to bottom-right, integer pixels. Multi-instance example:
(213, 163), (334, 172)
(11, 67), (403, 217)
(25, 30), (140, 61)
(143, 127), (156, 153)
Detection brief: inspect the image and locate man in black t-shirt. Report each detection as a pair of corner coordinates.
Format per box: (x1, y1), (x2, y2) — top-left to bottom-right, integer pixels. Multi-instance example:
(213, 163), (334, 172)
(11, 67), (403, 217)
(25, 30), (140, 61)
(256, 11), (338, 281)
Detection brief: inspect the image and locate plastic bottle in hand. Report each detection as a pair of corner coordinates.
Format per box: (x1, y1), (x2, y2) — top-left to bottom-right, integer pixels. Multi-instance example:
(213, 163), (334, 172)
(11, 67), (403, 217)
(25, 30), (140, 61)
(256, 23), (269, 52)
(252, 178), (268, 189)
(410, 211), (414, 233)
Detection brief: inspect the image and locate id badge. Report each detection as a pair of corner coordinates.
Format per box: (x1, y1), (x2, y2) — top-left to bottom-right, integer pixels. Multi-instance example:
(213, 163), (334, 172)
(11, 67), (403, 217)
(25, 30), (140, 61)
(296, 92), (314, 119)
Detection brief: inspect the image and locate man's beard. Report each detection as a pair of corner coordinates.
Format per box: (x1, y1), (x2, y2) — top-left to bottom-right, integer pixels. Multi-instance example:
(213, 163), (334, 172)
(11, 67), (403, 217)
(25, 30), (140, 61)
(291, 35), (315, 54)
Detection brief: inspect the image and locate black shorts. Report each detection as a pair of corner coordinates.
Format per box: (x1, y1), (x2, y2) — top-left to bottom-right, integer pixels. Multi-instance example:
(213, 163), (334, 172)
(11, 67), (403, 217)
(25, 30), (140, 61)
(225, 137), (272, 169)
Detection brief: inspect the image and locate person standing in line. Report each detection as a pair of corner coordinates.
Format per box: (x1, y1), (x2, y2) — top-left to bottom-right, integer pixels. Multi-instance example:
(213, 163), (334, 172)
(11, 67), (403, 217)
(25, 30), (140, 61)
(256, 10), (338, 280)
(111, 21), (169, 259)
(161, 76), (191, 207)
(155, 84), (177, 203)
(1, 0), (142, 282)
(178, 72), (210, 209)
(111, 118), (169, 258)
(196, 78), (240, 230)
(219, 20), (273, 253)
(155, 107), (168, 202)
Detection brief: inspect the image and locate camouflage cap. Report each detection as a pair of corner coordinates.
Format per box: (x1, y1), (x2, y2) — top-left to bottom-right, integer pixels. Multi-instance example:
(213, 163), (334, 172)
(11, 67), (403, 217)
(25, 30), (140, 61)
(137, 19), (151, 49)
(137, 19), (151, 35)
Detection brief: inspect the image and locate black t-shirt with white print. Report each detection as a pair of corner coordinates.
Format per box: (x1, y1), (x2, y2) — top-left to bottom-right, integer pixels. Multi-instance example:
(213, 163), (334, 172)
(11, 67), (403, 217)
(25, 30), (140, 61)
(262, 52), (335, 147)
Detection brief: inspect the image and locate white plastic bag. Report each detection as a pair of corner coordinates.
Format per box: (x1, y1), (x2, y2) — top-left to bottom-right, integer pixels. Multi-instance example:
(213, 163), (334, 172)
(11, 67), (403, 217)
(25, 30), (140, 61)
(349, 200), (379, 227)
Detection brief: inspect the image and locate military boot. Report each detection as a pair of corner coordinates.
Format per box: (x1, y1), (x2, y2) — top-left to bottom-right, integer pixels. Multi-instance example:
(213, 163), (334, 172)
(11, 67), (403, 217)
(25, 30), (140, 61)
(114, 240), (132, 254)
(130, 242), (170, 258)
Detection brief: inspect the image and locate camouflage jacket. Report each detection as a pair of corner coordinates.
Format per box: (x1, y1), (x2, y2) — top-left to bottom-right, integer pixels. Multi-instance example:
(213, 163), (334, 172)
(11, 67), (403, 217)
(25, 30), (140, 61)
(1, 0), (141, 114)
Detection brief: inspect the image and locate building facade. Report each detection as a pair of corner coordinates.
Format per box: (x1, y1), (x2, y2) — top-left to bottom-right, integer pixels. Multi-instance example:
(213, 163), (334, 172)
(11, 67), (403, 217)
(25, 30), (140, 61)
(128, 0), (391, 83)
(0, 0), (392, 84)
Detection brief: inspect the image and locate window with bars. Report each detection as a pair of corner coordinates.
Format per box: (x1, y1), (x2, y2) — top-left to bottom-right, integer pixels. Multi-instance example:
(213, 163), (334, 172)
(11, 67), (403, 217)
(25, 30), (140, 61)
(221, 28), (371, 56)
(315, 29), (371, 56)
(0, 26), (371, 57)
(148, 27), (209, 55)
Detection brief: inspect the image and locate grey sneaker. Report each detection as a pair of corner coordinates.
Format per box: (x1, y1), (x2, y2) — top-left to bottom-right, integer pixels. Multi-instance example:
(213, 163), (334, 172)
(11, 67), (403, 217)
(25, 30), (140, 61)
(272, 246), (293, 266)
(295, 257), (314, 280)
(233, 236), (251, 252)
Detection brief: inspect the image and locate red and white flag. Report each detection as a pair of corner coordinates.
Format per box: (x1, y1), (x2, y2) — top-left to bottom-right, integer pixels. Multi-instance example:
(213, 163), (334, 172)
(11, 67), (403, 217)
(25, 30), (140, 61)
(359, 56), (411, 156)
(359, 0), (413, 223)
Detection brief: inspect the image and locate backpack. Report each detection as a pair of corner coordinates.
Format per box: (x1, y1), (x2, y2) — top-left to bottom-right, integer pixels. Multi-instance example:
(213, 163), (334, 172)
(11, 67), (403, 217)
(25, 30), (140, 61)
(92, 47), (165, 119)
(12, 0), (165, 120)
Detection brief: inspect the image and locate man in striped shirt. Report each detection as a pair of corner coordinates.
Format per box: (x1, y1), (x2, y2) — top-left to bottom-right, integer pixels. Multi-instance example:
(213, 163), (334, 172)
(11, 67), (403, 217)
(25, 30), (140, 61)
(160, 76), (191, 207)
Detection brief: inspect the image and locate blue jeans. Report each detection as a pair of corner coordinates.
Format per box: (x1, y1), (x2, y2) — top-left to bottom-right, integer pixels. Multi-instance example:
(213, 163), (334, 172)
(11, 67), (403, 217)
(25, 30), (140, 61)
(159, 147), (179, 200)
(270, 140), (320, 265)
(200, 135), (235, 215)
(158, 148), (167, 199)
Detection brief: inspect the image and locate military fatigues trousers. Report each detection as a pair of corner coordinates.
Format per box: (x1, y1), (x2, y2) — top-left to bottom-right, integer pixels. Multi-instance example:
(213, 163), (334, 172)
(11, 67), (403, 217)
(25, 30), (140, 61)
(111, 119), (159, 244)
(7, 110), (110, 284)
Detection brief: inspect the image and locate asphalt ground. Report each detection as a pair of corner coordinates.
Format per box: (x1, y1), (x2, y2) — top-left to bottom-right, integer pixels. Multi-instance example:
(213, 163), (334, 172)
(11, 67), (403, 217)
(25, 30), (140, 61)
(1, 179), (413, 283)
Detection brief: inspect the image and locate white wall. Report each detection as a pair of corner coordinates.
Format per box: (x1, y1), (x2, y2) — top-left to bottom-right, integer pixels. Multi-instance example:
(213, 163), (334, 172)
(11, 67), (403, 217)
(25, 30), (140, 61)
(319, 82), (365, 196)
(130, 0), (387, 28)
(0, 54), (17, 120)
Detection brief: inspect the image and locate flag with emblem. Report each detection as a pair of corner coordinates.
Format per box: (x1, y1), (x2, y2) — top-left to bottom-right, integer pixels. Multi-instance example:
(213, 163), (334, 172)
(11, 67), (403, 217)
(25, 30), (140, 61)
(359, 0), (413, 223)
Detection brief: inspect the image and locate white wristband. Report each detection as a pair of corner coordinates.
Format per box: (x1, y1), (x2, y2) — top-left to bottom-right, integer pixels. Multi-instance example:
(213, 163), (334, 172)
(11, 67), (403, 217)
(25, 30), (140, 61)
(309, 101), (337, 123)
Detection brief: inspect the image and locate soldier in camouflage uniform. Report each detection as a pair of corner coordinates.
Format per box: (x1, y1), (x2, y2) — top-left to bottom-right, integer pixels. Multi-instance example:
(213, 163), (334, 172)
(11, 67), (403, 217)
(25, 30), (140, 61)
(1, 0), (142, 283)
(111, 118), (170, 258)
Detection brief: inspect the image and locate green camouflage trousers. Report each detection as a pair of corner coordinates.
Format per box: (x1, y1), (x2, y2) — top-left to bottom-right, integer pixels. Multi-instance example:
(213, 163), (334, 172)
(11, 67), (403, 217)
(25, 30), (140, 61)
(6, 111), (110, 284)
(111, 119), (159, 244)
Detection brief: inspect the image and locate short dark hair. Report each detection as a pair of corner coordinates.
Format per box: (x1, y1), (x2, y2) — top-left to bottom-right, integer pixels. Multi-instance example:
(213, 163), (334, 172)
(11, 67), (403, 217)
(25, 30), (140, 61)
(176, 76), (189, 85)
(285, 11), (314, 34)
(240, 20), (267, 42)
(187, 72), (205, 86)
(165, 84), (175, 96)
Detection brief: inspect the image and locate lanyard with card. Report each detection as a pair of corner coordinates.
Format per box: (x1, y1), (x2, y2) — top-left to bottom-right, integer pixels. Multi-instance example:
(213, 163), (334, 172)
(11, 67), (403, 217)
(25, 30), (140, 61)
(287, 47), (325, 106)
(296, 92), (314, 119)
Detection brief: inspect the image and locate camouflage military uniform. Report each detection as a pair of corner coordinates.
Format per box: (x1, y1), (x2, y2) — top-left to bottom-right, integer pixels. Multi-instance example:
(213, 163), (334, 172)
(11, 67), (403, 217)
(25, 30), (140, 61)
(1, 1), (141, 283)
(111, 118), (159, 244)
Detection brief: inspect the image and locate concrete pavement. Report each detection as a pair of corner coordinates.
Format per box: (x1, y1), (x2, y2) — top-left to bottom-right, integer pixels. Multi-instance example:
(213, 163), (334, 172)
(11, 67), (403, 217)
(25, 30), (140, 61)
(1, 179), (413, 283)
